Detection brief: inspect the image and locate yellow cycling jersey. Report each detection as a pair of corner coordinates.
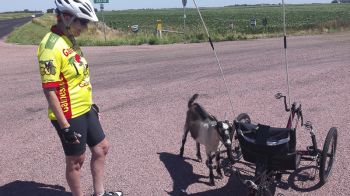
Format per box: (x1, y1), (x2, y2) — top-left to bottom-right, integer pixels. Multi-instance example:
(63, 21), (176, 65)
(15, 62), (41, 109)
(37, 26), (92, 120)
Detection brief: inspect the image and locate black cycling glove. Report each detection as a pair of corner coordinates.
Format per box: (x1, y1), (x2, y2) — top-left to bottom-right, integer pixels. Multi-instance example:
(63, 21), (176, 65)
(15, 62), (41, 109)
(61, 127), (80, 144)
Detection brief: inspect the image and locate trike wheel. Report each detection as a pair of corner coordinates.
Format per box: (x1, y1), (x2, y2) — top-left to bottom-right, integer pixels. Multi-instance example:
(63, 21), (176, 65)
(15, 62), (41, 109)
(250, 175), (274, 196)
(236, 113), (251, 123)
(232, 113), (251, 161)
(319, 127), (337, 185)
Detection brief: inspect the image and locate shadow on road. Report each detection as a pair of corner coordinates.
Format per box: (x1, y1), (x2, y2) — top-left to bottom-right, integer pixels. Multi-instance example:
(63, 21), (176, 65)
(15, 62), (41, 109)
(0, 180), (71, 196)
(158, 152), (207, 196)
(159, 151), (325, 195)
(158, 152), (248, 196)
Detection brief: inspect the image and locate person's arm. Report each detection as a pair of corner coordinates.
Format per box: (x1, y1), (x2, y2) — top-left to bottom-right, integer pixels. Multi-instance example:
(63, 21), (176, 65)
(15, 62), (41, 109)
(43, 88), (70, 129)
(43, 88), (80, 144)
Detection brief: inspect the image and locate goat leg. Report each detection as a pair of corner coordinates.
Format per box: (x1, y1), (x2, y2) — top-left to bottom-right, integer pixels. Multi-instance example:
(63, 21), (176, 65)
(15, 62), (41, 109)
(226, 146), (235, 164)
(215, 151), (223, 179)
(196, 142), (202, 162)
(206, 153), (215, 186)
(179, 128), (189, 157)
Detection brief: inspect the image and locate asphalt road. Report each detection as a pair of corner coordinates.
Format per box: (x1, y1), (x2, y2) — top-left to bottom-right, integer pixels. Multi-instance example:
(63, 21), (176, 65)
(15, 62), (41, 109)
(0, 17), (34, 38)
(0, 33), (349, 196)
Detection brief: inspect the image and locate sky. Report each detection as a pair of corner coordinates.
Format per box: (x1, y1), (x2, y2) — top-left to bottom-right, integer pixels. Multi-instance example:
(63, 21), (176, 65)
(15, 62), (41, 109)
(0, 0), (332, 12)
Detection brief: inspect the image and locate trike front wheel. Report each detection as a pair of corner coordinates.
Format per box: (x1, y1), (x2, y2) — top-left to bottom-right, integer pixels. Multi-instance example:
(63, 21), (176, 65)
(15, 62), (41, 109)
(319, 127), (337, 185)
(236, 113), (251, 123)
(232, 113), (251, 161)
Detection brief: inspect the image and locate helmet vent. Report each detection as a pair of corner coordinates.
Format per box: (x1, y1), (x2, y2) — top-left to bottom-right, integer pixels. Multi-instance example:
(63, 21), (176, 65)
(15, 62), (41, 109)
(57, 0), (63, 5)
(79, 7), (92, 17)
(64, 0), (70, 4)
(83, 3), (93, 12)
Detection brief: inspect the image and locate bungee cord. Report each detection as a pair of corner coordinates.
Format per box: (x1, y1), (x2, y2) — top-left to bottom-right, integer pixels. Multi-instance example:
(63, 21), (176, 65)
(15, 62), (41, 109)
(192, 0), (235, 118)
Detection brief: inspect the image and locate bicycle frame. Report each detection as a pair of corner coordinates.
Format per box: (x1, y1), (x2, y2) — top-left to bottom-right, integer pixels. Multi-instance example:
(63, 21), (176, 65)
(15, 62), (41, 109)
(276, 93), (320, 157)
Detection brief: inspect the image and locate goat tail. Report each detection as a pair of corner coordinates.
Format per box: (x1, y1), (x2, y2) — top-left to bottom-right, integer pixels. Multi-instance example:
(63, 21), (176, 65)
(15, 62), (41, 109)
(188, 94), (199, 108)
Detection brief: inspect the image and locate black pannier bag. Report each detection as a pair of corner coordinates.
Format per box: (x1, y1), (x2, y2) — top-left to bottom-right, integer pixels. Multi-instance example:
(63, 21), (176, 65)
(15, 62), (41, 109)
(235, 122), (299, 170)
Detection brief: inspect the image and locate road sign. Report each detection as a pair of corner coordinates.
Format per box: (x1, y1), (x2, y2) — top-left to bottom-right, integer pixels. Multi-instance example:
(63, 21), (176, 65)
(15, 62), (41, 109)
(130, 25), (139, 33)
(250, 18), (257, 28)
(94, 0), (109, 3)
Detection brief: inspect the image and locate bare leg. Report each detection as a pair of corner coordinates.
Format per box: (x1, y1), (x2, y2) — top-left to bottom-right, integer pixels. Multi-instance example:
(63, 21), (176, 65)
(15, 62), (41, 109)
(90, 138), (110, 195)
(66, 154), (86, 196)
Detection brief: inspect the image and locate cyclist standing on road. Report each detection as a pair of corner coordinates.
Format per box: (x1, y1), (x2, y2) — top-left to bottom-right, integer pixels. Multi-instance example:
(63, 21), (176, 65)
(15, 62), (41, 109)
(37, 0), (122, 196)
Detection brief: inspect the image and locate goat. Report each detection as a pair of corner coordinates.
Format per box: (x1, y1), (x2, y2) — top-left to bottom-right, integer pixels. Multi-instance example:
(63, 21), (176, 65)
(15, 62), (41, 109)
(179, 93), (234, 186)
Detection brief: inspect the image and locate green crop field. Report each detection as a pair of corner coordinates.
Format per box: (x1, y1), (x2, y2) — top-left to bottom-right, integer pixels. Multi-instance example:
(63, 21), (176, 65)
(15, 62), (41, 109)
(6, 4), (350, 45)
(98, 4), (350, 42)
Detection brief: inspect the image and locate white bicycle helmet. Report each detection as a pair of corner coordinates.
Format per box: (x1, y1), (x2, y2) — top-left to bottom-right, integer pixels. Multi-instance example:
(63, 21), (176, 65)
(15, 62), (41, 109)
(55, 0), (98, 22)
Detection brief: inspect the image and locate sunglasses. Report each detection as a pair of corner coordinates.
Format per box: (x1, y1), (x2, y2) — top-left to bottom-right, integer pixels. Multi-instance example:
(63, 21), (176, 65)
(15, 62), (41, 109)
(76, 18), (90, 26)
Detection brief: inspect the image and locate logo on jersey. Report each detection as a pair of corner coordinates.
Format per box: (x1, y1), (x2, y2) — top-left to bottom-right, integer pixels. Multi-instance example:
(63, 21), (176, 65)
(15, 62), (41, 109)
(59, 87), (70, 113)
(62, 48), (75, 57)
(79, 79), (90, 87)
(39, 60), (56, 76)
(68, 54), (89, 76)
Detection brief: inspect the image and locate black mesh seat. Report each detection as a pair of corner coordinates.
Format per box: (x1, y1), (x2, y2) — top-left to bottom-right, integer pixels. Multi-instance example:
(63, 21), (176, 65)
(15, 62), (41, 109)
(235, 122), (299, 170)
(239, 123), (291, 146)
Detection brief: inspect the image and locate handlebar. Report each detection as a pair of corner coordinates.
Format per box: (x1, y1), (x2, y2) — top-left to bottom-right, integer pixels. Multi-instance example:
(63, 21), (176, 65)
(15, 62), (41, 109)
(291, 102), (304, 127)
(275, 92), (304, 127)
(275, 92), (290, 112)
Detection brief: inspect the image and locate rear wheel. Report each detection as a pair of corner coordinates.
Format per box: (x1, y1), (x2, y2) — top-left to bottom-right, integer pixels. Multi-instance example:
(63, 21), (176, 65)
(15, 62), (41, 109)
(251, 171), (274, 196)
(319, 127), (337, 185)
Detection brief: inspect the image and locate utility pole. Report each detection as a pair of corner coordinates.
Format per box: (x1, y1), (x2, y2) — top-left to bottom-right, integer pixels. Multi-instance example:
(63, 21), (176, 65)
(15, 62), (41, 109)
(182, 0), (187, 40)
(94, 0), (109, 42)
(100, 3), (107, 42)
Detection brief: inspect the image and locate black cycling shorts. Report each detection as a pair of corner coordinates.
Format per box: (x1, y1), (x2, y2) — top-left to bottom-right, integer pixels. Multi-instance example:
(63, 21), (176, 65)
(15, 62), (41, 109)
(51, 108), (105, 156)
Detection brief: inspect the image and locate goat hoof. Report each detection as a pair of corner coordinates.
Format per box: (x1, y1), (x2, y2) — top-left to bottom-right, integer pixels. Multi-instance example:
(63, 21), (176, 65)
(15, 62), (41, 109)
(196, 155), (202, 162)
(217, 173), (223, 179)
(179, 149), (184, 157)
(209, 180), (215, 186)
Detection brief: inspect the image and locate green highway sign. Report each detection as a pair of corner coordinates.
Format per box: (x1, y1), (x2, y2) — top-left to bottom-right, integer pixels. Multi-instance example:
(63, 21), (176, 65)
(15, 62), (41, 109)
(94, 0), (109, 3)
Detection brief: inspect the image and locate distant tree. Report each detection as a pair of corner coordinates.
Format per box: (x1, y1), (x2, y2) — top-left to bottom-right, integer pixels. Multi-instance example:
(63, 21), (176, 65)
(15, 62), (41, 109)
(333, 0), (350, 2)
(94, 8), (98, 12)
(47, 8), (54, 13)
(24, 9), (29, 13)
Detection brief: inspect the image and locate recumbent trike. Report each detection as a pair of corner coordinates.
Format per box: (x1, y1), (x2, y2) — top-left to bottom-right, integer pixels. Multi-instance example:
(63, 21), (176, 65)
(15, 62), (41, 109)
(231, 92), (337, 195)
